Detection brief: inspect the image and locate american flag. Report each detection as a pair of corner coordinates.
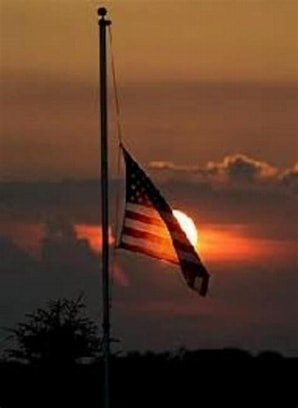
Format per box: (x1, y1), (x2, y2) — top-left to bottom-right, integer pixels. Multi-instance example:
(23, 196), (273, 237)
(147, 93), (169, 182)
(118, 145), (210, 296)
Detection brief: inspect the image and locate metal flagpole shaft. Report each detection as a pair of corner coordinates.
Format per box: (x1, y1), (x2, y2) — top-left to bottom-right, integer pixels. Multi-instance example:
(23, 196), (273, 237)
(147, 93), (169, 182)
(98, 7), (111, 408)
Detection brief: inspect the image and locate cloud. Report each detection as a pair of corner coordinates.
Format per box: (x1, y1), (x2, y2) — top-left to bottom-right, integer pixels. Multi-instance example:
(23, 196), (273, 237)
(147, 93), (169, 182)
(1, 156), (297, 244)
(0, 216), (127, 287)
(149, 161), (200, 173)
(280, 163), (298, 194)
(149, 153), (282, 185)
(207, 154), (278, 183)
(146, 155), (298, 243)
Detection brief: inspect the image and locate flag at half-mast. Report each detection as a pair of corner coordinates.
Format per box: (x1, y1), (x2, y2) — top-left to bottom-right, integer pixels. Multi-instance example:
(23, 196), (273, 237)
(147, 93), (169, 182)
(118, 145), (210, 297)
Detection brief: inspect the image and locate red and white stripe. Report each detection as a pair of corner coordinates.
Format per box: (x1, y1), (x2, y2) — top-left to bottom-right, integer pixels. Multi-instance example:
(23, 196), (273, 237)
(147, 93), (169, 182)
(120, 202), (199, 265)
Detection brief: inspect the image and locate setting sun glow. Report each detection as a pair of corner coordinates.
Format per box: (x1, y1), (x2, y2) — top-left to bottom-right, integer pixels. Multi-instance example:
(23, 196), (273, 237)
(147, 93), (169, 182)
(173, 210), (198, 247)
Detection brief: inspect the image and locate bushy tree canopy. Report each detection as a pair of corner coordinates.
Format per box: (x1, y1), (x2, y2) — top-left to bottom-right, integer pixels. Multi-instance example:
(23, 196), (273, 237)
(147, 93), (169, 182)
(5, 295), (101, 366)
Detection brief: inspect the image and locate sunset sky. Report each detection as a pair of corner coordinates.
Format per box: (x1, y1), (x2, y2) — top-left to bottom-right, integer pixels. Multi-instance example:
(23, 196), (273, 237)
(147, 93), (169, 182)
(1, 0), (297, 355)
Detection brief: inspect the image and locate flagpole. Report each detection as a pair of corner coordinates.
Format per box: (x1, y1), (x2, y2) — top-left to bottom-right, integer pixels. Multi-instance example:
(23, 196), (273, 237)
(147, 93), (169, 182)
(98, 7), (111, 408)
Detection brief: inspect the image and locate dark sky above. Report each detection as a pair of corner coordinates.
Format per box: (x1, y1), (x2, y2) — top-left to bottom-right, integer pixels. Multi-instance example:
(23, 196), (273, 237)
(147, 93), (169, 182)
(0, 0), (297, 355)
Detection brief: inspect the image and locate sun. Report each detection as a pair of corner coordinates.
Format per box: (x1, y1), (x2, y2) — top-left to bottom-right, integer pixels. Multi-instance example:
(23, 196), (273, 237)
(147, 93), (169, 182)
(173, 209), (198, 247)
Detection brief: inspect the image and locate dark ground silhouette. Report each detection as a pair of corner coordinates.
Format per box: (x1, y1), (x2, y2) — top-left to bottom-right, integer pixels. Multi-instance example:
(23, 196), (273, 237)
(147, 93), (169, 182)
(1, 297), (297, 407)
(0, 348), (297, 408)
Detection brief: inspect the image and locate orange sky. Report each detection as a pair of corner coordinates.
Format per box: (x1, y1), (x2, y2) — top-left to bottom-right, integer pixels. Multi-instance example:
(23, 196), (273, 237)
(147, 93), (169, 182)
(1, 0), (298, 180)
(1, 0), (297, 83)
(2, 219), (297, 268)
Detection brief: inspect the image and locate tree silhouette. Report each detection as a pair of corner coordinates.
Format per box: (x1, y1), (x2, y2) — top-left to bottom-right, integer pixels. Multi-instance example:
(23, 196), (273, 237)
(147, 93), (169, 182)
(5, 295), (101, 366)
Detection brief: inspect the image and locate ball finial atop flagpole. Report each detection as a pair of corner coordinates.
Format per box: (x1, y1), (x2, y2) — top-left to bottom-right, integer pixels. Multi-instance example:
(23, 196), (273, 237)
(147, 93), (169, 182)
(98, 7), (107, 17)
(98, 7), (111, 26)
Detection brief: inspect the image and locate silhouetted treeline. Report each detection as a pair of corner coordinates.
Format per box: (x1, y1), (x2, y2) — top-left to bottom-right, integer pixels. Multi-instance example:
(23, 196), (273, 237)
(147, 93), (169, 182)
(0, 348), (297, 408)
